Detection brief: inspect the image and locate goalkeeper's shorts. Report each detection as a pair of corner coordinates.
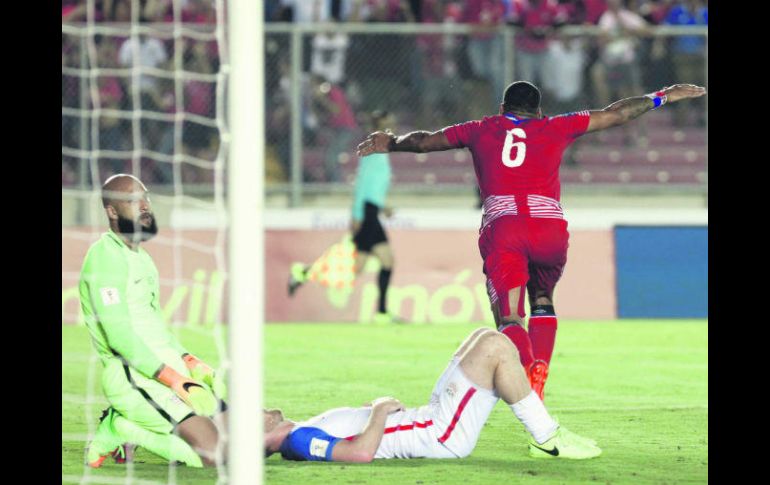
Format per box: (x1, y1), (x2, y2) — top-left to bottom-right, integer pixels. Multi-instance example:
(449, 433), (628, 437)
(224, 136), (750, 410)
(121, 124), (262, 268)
(101, 358), (196, 434)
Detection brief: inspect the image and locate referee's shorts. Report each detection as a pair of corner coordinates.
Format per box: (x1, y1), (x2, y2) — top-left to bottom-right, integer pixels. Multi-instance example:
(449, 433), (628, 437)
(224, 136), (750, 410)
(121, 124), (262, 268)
(353, 201), (388, 252)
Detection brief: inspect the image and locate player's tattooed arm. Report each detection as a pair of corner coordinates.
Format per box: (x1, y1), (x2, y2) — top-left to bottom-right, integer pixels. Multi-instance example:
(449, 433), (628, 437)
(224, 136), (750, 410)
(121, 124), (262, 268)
(330, 397), (405, 462)
(586, 84), (706, 133)
(356, 130), (454, 156)
(585, 96), (656, 133)
(389, 130), (454, 153)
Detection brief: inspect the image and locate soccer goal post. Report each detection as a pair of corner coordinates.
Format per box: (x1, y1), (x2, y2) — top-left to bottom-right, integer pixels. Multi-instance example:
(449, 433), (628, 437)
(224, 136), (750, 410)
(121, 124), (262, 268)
(227, 0), (264, 483)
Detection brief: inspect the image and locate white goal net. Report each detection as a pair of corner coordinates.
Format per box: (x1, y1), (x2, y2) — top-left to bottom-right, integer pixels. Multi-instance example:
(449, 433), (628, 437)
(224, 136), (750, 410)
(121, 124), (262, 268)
(62, 0), (262, 483)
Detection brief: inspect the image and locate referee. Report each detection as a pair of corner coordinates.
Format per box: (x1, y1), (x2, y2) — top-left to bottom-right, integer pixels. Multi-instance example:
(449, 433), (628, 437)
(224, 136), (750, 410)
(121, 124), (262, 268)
(289, 110), (400, 323)
(351, 110), (397, 323)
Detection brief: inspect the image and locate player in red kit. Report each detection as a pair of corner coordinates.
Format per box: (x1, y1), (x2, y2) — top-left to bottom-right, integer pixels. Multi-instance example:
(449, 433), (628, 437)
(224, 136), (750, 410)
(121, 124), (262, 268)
(356, 81), (706, 400)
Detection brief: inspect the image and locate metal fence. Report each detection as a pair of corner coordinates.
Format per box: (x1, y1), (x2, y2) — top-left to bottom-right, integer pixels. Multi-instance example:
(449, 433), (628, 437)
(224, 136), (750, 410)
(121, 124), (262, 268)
(62, 22), (707, 205)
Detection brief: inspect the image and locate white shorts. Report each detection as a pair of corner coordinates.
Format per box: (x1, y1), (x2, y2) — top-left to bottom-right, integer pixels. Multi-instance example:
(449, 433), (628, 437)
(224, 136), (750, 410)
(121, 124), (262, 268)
(427, 356), (500, 458)
(316, 357), (501, 460)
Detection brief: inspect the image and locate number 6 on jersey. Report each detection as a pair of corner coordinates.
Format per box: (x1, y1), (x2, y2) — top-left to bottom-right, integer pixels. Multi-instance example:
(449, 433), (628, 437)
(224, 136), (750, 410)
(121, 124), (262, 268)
(502, 128), (527, 167)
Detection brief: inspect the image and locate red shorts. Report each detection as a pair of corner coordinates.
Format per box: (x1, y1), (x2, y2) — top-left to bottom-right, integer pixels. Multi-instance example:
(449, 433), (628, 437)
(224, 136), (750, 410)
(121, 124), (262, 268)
(478, 216), (569, 319)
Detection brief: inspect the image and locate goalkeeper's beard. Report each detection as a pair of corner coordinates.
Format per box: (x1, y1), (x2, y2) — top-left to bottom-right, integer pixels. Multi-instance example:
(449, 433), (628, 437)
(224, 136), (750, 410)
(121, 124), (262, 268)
(117, 214), (158, 242)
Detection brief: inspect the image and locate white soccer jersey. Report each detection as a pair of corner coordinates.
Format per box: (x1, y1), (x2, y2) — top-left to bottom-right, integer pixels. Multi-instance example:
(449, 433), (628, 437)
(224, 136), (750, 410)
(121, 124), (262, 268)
(286, 358), (500, 460)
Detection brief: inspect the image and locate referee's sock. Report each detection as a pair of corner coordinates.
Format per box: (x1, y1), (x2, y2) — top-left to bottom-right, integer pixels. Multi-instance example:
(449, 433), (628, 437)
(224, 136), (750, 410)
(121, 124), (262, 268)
(378, 268), (392, 313)
(499, 322), (535, 370)
(528, 305), (558, 365)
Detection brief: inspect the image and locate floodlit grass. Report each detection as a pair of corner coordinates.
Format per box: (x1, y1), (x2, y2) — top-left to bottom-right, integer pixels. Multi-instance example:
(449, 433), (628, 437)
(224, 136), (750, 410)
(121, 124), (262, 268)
(63, 320), (707, 484)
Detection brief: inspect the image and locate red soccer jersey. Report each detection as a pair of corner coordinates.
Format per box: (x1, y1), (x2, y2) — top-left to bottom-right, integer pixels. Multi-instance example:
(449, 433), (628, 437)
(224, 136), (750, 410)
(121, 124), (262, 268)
(443, 111), (589, 226)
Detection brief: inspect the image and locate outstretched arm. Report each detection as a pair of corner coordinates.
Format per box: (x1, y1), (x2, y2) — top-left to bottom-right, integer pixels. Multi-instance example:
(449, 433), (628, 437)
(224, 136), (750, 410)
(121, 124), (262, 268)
(586, 84), (707, 134)
(357, 130), (454, 156)
(330, 397), (405, 463)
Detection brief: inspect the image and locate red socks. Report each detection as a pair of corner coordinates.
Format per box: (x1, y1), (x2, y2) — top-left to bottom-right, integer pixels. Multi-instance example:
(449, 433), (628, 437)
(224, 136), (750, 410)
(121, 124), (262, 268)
(528, 305), (558, 365)
(498, 304), (558, 369)
(499, 323), (535, 370)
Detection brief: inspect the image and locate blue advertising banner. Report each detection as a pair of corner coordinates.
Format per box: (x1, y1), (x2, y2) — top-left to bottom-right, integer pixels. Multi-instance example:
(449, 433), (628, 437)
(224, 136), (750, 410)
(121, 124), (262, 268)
(615, 226), (707, 318)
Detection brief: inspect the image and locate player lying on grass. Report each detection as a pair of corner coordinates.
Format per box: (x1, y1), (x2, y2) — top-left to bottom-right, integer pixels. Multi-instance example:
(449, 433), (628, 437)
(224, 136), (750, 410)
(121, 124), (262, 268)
(81, 174), (227, 468)
(356, 82), (707, 401)
(264, 327), (601, 462)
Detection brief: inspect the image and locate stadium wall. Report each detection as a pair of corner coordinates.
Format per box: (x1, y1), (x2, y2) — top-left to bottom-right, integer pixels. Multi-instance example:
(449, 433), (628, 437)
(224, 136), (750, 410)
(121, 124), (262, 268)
(61, 208), (707, 325)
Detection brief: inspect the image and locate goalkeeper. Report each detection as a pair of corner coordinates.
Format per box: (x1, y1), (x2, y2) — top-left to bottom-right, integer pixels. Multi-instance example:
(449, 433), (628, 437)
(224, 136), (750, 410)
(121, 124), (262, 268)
(80, 174), (227, 468)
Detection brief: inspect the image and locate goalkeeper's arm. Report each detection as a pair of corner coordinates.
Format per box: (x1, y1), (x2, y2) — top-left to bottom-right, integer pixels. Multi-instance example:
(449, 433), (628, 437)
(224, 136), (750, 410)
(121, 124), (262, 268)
(84, 257), (218, 415)
(93, 310), (218, 415)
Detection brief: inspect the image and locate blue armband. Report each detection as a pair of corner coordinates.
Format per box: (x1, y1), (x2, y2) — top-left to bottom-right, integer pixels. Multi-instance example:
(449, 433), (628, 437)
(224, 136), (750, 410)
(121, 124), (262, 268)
(279, 426), (342, 462)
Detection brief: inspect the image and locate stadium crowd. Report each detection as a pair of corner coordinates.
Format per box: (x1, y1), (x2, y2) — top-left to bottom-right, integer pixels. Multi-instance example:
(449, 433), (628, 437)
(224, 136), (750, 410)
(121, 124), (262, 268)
(62, 0), (707, 185)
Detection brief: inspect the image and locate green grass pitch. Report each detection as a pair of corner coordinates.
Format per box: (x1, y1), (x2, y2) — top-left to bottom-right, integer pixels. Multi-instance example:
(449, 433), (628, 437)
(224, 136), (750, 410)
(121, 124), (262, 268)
(62, 320), (707, 484)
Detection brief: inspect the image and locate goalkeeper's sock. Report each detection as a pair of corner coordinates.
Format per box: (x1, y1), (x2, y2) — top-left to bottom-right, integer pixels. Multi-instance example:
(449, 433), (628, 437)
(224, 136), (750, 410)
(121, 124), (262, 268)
(499, 322), (535, 370)
(112, 415), (203, 468)
(510, 390), (559, 445)
(378, 268), (392, 313)
(528, 305), (558, 365)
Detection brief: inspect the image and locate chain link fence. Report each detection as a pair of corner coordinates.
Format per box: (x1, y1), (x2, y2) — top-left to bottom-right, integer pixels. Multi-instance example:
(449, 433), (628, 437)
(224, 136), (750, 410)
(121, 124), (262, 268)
(63, 23), (707, 204)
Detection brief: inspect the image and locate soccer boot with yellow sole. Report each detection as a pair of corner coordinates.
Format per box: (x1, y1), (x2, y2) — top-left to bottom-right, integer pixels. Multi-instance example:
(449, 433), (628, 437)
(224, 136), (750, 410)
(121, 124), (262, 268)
(528, 426), (601, 459)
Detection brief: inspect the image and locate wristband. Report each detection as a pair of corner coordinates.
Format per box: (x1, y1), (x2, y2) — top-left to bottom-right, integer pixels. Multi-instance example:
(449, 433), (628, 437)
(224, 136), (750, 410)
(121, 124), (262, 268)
(645, 90), (667, 109)
(156, 364), (187, 387)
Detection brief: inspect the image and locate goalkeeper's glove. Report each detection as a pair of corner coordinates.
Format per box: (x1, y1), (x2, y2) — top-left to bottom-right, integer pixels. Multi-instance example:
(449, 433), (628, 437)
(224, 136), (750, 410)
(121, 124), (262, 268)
(183, 353), (227, 401)
(156, 364), (218, 416)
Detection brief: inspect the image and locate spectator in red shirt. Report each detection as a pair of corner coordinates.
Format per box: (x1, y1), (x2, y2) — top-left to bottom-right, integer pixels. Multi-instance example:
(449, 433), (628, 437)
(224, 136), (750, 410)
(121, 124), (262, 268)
(463, 0), (505, 107)
(508, 0), (568, 88)
(591, 0), (651, 144)
(310, 74), (359, 182)
(62, 37), (81, 152)
(353, 0), (415, 22)
(414, 0), (465, 126)
(183, 0), (218, 23)
(183, 40), (218, 154)
(62, 0), (111, 22)
(581, 0), (608, 24)
(94, 36), (130, 176)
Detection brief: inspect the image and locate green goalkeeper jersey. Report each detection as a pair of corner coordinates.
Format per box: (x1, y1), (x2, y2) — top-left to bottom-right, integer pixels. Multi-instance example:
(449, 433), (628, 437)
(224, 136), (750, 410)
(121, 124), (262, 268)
(79, 230), (188, 378)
